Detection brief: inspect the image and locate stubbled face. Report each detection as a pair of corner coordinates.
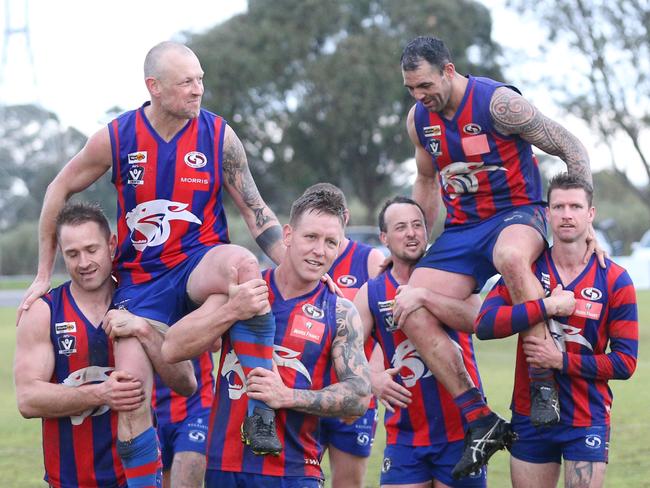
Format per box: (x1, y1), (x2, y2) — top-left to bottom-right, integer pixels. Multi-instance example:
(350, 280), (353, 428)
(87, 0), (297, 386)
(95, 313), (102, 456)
(59, 222), (115, 292)
(283, 211), (343, 284)
(153, 49), (204, 120)
(381, 203), (427, 264)
(402, 61), (453, 113)
(547, 188), (595, 244)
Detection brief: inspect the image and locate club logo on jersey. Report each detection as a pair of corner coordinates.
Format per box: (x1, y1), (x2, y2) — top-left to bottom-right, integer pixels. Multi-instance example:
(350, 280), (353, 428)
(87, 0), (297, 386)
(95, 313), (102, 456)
(580, 287), (603, 301)
(128, 151), (147, 164)
(440, 161), (506, 199)
(558, 322), (593, 350)
(302, 303), (325, 320)
(391, 339), (433, 387)
(378, 299), (397, 331)
(184, 151), (207, 168)
(381, 457), (392, 473)
(585, 434), (602, 449)
(125, 199), (202, 251)
(63, 366), (113, 425)
(127, 166), (145, 186)
(63, 366), (114, 424)
(428, 139), (442, 156)
(337, 275), (357, 287)
(423, 125), (441, 137)
(57, 334), (77, 356)
(463, 123), (482, 135)
(222, 345), (312, 400)
(55, 321), (76, 334)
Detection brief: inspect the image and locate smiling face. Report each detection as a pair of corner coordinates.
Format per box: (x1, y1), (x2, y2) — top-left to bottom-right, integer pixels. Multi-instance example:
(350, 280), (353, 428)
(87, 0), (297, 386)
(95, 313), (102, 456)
(547, 188), (595, 244)
(380, 202), (427, 264)
(59, 221), (115, 292)
(149, 47), (204, 120)
(283, 210), (343, 285)
(402, 60), (454, 113)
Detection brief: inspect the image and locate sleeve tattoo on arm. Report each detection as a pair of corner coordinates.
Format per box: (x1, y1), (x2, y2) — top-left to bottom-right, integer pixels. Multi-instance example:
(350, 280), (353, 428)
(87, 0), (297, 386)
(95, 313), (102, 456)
(291, 298), (370, 417)
(222, 130), (272, 228)
(490, 88), (592, 184)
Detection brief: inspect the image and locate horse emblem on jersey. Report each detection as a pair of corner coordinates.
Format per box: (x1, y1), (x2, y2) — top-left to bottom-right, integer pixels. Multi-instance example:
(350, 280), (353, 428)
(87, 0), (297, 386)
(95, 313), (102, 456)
(440, 162), (506, 199)
(62, 366), (114, 424)
(222, 345), (312, 400)
(391, 339), (432, 387)
(125, 199), (202, 251)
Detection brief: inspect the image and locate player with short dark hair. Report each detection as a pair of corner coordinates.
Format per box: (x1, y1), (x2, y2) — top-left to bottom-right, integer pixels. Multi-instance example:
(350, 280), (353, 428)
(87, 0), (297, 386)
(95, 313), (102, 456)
(475, 173), (638, 488)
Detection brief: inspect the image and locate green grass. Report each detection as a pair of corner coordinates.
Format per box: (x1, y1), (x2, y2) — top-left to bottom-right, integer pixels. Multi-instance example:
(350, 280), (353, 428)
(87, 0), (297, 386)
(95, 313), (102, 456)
(2, 291), (649, 486)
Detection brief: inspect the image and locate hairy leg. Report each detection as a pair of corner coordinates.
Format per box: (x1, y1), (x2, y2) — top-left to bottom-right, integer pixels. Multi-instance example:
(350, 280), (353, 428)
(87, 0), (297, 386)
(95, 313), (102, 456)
(163, 451), (206, 488)
(328, 445), (370, 488)
(564, 460), (606, 488)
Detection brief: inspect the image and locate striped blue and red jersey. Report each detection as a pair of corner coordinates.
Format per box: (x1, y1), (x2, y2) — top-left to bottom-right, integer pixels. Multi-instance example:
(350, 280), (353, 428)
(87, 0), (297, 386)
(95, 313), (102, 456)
(367, 270), (483, 446)
(41, 282), (125, 488)
(151, 352), (214, 426)
(207, 270), (339, 478)
(413, 76), (543, 227)
(476, 251), (638, 427)
(329, 239), (373, 301)
(108, 103), (230, 286)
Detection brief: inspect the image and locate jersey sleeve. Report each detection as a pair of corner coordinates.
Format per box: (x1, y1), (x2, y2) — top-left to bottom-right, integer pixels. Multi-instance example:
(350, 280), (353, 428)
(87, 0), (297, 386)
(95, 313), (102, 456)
(562, 269), (638, 380)
(475, 278), (547, 340)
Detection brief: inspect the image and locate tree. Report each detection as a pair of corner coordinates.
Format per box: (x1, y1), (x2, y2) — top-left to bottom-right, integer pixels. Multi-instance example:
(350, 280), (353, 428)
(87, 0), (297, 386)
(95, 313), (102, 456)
(0, 104), (114, 274)
(188, 0), (504, 222)
(508, 0), (650, 219)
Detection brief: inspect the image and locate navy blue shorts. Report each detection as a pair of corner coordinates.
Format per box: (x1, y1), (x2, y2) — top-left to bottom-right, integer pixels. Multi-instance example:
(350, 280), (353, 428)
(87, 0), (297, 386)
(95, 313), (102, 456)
(415, 205), (547, 291)
(112, 247), (213, 326)
(205, 470), (323, 488)
(319, 407), (378, 458)
(158, 413), (210, 470)
(510, 413), (610, 464)
(380, 441), (487, 486)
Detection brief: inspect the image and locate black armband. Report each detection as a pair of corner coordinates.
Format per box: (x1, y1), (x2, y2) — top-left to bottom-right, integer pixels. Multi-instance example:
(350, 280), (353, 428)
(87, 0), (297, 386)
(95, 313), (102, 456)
(255, 225), (282, 254)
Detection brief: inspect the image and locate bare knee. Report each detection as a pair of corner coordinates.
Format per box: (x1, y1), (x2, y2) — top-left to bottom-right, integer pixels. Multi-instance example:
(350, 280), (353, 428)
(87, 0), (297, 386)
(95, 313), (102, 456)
(493, 244), (534, 279)
(234, 253), (261, 283)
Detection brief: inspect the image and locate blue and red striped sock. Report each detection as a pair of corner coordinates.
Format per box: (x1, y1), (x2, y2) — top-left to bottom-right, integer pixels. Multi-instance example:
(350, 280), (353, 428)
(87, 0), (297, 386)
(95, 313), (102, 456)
(230, 312), (276, 416)
(454, 387), (492, 427)
(116, 427), (162, 488)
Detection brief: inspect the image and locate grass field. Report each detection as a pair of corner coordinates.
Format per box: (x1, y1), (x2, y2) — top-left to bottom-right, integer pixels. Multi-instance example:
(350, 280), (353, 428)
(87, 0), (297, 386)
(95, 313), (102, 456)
(1, 292), (648, 487)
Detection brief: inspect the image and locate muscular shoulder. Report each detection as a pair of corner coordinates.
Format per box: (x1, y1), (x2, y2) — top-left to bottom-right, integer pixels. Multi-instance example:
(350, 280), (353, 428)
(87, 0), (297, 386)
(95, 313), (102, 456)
(489, 86), (537, 136)
(16, 298), (52, 341)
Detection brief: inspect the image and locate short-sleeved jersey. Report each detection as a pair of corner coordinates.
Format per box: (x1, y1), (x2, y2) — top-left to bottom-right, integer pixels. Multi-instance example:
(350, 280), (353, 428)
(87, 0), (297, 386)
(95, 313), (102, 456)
(480, 251), (638, 427)
(413, 76), (543, 227)
(108, 103), (230, 286)
(151, 352), (215, 425)
(329, 239), (373, 301)
(207, 270), (339, 478)
(367, 270), (483, 446)
(41, 282), (125, 488)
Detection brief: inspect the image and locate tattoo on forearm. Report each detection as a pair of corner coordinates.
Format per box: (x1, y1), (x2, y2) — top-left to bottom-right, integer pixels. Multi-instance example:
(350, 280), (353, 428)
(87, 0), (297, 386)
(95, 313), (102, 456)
(566, 461), (594, 488)
(291, 299), (370, 417)
(222, 130), (272, 228)
(255, 225), (282, 256)
(490, 88), (592, 184)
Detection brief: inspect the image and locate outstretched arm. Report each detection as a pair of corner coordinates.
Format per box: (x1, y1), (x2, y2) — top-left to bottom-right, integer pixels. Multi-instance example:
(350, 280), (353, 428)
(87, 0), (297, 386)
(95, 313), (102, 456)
(19, 128), (113, 318)
(490, 87), (592, 185)
(407, 105), (441, 235)
(247, 297), (371, 418)
(222, 125), (284, 264)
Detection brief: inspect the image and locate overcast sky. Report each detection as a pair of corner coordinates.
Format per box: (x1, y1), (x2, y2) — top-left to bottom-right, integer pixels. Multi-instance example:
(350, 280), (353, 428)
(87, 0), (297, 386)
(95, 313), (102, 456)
(0, 0), (645, 183)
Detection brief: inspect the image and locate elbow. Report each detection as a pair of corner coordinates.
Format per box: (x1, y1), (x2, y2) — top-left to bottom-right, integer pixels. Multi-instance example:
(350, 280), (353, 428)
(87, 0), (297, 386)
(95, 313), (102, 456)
(473, 321), (491, 341)
(344, 377), (372, 417)
(16, 395), (39, 419)
(173, 375), (198, 397)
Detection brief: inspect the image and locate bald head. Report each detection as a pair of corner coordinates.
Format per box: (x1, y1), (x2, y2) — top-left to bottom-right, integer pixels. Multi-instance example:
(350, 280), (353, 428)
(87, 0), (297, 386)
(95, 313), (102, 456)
(144, 41), (196, 79)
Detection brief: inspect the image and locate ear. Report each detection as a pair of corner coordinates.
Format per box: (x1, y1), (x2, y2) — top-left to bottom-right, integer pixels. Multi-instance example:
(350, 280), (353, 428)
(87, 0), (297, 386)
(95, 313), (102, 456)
(379, 231), (388, 247)
(109, 234), (118, 259)
(343, 209), (350, 227)
(282, 224), (292, 248)
(145, 76), (159, 97)
(588, 206), (596, 223)
(443, 62), (456, 78)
